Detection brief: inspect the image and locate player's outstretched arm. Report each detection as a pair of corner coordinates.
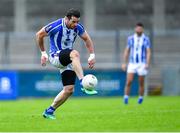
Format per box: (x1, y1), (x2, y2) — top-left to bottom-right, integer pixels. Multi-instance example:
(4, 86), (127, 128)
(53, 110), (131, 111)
(36, 27), (48, 66)
(80, 31), (95, 69)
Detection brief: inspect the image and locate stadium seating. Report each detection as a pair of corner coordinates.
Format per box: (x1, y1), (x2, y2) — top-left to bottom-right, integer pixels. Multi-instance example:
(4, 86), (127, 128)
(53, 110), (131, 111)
(0, 0), (180, 88)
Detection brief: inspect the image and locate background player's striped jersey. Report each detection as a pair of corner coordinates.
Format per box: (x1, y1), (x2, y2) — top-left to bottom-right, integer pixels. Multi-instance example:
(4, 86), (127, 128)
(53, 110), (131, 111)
(44, 18), (85, 54)
(127, 33), (151, 64)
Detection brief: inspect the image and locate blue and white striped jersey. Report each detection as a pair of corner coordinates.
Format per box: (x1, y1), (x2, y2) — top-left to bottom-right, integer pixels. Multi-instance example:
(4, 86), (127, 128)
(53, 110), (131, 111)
(127, 33), (151, 64)
(44, 18), (85, 54)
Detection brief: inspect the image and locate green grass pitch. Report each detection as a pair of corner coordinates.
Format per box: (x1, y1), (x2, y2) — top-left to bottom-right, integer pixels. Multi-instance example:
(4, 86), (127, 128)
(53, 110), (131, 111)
(0, 96), (180, 132)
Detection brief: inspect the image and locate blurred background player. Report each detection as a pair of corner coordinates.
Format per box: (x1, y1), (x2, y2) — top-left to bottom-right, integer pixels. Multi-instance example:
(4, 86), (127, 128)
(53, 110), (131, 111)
(121, 22), (151, 104)
(36, 8), (97, 119)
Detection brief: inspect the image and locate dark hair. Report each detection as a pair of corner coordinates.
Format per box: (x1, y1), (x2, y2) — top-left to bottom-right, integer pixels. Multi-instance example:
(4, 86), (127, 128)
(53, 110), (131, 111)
(66, 8), (80, 19)
(136, 22), (144, 28)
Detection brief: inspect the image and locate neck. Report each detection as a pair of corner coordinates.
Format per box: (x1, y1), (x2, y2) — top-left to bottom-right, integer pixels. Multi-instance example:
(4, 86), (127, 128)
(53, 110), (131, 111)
(64, 17), (70, 28)
(136, 33), (143, 37)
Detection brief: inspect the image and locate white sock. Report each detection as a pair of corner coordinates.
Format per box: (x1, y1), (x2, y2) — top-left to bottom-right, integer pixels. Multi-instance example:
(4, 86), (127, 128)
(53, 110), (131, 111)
(139, 96), (143, 99)
(124, 95), (129, 99)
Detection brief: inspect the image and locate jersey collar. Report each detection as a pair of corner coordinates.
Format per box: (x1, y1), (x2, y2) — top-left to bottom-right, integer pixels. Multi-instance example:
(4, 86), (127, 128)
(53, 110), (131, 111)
(134, 33), (145, 38)
(62, 17), (68, 29)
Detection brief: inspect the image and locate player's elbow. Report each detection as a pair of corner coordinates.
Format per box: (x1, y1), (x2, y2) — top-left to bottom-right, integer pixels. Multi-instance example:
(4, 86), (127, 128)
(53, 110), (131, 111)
(147, 49), (151, 56)
(36, 28), (46, 40)
(124, 49), (129, 57)
(36, 31), (42, 40)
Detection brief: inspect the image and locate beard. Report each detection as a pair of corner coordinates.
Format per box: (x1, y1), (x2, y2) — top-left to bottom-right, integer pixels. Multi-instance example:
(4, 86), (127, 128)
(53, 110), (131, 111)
(136, 32), (143, 36)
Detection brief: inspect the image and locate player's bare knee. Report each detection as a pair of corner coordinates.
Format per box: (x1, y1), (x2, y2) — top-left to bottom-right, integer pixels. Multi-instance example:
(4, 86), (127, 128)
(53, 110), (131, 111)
(139, 83), (144, 88)
(70, 50), (80, 59)
(64, 86), (74, 95)
(126, 80), (132, 87)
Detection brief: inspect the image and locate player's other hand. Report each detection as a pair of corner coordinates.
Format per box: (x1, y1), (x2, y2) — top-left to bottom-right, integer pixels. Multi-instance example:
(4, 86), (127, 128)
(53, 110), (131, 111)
(145, 64), (149, 69)
(88, 53), (95, 69)
(121, 63), (127, 71)
(41, 51), (48, 66)
(88, 58), (95, 69)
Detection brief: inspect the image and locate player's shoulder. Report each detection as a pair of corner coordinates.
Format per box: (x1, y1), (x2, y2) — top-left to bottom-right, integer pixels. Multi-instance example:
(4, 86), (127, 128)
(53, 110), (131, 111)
(143, 34), (150, 41)
(76, 23), (85, 36)
(127, 34), (134, 45)
(54, 18), (63, 26)
(47, 18), (63, 27)
(77, 23), (85, 30)
(45, 18), (63, 33)
(128, 34), (134, 40)
(143, 34), (151, 46)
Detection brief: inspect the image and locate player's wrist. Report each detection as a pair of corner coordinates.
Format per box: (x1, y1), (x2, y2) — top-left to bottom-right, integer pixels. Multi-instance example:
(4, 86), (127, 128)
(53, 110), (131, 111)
(41, 51), (47, 55)
(41, 51), (48, 61)
(122, 62), (127, 65)
(90, 53), (95, 58)
(146, 63), (150, 67)
(88, 53), (95, 61)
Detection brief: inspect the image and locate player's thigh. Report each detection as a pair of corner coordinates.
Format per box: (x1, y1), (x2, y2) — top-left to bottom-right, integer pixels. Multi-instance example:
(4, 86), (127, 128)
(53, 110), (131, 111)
(61, 70), (76, 86)
(138, 75), (145, 86)
(126, 73), (135, 83)
(49, 55), (63, 68)
(137, 64), (148, 76)
(59, 49), (73, 66)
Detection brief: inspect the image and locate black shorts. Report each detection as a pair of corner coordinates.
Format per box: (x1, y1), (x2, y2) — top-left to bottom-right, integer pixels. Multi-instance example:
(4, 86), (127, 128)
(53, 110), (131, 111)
(61, 70), (76, 86)
(59, 49), (72, 66)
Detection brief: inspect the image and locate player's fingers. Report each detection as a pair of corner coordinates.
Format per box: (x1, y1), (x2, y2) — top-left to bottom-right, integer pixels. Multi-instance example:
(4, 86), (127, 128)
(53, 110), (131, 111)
(88, 62), (94, 69)
(121, 68), (124, 71)
(41, 57), (47, 66)
(41, 60), (46, 66)
(121, 66), (126, 71)
(42, 63), (46, 66)
(89, 65), (93, 69)
(88, 63), (92, 68)
(121, 64), (127, 71)
(145, 65), (148, 70)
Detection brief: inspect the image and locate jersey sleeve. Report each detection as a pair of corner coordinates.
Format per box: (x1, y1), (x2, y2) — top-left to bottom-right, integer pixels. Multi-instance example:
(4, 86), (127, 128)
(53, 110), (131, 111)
(44, 19), (61, 35)
(145, 37), (151, 48)
(127, 36), (133, 48)
(77, 23), (85, 36)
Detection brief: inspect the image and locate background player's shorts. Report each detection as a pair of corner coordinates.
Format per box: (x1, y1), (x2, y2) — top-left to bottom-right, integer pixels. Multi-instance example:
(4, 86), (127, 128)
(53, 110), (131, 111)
(127, 63), (148, 76)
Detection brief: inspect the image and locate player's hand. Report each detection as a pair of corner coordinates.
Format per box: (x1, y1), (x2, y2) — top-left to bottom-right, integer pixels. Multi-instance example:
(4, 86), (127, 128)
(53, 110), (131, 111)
(88, 58), (95, 69)
(121, 63), (127, 71)
(88, 53), (95, 69)
(145, 64), (149, 69)
(41, 51), (48, 66)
